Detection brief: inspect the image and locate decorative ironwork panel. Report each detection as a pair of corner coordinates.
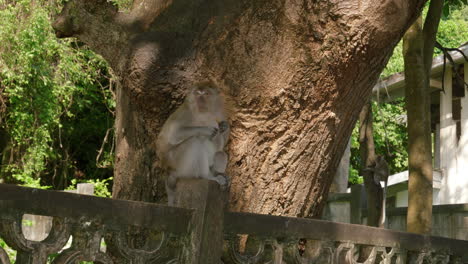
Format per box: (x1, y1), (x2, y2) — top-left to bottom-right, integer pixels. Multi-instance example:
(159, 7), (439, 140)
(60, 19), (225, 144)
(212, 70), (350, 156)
(52, 218), (112, 263)
(105, 228), (182, 263)
(0, 213), (70, 264)
(223, 235), (271, 264)
(0, 183), (193, 264)
(0, 216), (184, 264)
(2, 183), (468, 264)
(220, 236), (463, 264)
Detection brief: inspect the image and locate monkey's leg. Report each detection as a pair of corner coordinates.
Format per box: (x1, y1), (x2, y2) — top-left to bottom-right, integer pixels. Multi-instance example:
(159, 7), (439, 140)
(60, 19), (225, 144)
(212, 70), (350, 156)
(212, 151), (228, 174)
(211, 151), (229, 189)
(213, 121), (230, 148)
(218, 121), (229, 133)
(190, 145), (229, 189)
(166, 172), (177, 206)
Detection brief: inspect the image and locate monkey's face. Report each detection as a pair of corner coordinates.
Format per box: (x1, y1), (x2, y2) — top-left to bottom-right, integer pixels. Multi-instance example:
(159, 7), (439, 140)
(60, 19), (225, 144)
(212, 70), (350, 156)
(191, 86), (219, 112)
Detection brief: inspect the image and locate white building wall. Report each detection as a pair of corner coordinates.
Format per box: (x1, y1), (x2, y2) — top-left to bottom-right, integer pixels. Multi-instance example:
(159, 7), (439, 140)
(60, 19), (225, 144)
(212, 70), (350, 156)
(396, 190), (408, 208)
(437, 65), (468, 205)
(455, 62), (468, 203)
(395, 188), (441, 207)
(434, 124), (440, 169)
(438, 67), (458, 204)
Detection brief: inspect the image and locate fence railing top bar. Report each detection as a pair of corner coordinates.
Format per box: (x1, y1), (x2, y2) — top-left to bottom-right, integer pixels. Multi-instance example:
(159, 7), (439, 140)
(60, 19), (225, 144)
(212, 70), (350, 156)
(366, 203), (468, 217)
(327, 192), (352, 202)
(426, 203), (468, 213)
(0, 183), (193, 234)
(225, 212), (468, 256)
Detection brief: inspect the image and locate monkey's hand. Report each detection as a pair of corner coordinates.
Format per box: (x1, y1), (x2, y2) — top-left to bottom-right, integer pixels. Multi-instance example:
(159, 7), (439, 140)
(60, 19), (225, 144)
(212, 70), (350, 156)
(194, 126), (218, 138)
(213, 174), (230, 190)
(209, 127), (219, 139)
(218, 121), (229, 134)
(179, 126), (218, 139)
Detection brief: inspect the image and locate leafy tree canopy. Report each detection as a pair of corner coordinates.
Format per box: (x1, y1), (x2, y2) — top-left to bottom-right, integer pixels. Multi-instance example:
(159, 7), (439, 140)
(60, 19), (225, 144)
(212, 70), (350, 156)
(0, 0), (115, 194)
(349, 3), (468, 184)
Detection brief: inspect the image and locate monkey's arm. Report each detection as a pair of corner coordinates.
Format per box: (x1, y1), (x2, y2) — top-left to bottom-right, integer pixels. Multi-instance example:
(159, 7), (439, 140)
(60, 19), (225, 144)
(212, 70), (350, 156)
(169, 126), (218, 146)
(156, 124), (218, 170)
(210, 121), (229, 152)
(217, 120), (230, 145)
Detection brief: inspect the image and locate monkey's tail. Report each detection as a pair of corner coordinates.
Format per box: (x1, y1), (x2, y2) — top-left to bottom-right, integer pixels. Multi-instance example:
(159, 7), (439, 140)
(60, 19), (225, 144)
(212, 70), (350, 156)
(378, 181), (387, 228)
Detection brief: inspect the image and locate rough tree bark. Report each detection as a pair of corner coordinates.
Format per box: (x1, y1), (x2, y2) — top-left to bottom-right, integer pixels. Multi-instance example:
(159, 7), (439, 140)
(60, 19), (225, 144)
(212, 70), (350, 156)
(358, 101), (382, 227)
(403, 0), (442, 234)
(53, 0), (425, 217)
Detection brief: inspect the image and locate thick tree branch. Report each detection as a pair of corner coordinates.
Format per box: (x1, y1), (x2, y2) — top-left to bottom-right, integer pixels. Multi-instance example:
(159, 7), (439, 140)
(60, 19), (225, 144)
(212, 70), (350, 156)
(404, 16), (433, 234)
(52, 0), (130, 70)
(130, 0), (173, 31)
(422, 0), (443, 76)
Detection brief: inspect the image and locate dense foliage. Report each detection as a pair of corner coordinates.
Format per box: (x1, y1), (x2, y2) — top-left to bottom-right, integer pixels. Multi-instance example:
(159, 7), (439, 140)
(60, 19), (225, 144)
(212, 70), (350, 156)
(349, 4), (468, 183)
(349, 99), (408, 183)
(0, 0), (115, 193)
(382, 6), (468, 78)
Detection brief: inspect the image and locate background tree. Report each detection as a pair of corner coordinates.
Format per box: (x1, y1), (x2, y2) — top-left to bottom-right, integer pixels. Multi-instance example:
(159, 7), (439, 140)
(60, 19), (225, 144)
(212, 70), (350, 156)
(0, 0), (115, 194)
(349, 3), (468, 188)
(51, 0), (425, 218)
(404, 0), (443, 234)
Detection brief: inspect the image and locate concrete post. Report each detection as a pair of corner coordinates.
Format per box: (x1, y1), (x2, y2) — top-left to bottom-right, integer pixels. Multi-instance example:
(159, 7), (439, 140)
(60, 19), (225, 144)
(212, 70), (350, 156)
(175, 179), (225, 264)
(350, 184), (366, 224)
(77, 183), (95, 195)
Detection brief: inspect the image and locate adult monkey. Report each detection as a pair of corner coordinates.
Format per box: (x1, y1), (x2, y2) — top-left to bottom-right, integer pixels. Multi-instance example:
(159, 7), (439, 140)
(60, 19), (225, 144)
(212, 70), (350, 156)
(156, 80), (230, 205)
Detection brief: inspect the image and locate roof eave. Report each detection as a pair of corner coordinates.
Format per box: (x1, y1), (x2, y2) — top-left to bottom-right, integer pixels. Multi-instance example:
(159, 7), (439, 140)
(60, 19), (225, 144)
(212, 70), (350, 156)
(372, 44), (468, 101)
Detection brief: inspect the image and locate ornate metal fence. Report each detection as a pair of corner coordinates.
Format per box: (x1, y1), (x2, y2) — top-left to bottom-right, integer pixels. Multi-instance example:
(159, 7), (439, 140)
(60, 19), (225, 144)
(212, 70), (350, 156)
(1, 179), (467, 264)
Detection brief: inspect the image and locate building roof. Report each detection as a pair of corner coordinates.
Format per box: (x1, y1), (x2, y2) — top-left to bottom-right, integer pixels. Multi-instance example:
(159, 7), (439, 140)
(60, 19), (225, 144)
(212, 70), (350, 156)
(386, 169), (443, 198)
(372, 44), (468, 101)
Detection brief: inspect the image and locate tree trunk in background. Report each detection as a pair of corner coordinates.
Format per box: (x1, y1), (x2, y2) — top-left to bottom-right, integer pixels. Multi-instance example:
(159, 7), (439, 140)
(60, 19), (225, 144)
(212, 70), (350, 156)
(53, 0), (425, 218)
(358, 101), (382, 227)
(403, 0), (442, 234)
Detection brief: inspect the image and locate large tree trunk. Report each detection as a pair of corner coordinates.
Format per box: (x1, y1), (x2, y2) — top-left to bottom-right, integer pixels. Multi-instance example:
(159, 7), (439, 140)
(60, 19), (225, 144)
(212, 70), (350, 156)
(403, 0), (442, 234)
(53, 0), (425, 217)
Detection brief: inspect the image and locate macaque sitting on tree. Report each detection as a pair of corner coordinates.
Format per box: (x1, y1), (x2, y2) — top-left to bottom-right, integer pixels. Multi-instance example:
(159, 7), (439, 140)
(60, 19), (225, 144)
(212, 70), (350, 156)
(156, 81), (230, 205)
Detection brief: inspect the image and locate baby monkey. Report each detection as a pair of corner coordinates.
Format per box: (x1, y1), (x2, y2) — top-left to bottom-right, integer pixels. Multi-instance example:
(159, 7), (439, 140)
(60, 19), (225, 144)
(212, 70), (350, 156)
(156, 81), (230, 205)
